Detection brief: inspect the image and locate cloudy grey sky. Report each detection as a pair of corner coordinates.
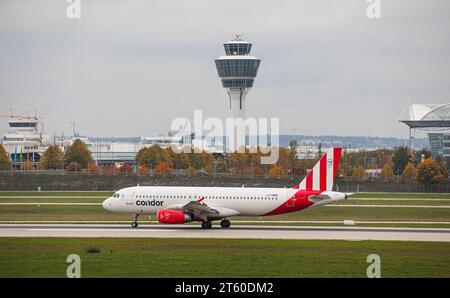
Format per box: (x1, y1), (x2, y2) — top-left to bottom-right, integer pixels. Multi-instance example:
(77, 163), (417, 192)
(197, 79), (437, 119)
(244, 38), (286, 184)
(0, 0), (449, 138)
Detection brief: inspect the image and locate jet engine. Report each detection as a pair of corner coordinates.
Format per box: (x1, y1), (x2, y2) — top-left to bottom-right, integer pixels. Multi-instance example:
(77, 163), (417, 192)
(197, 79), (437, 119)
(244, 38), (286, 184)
(157, 209), (192, 224)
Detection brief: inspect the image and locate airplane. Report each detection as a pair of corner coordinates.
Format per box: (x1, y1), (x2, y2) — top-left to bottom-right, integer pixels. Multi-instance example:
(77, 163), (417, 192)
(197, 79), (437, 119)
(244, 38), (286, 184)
(102, 147), (349, 229)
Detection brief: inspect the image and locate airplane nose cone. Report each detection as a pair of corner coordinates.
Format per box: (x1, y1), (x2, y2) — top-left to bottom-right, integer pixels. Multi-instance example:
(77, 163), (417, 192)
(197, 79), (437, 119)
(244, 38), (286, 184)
(102, 198), (112, 211)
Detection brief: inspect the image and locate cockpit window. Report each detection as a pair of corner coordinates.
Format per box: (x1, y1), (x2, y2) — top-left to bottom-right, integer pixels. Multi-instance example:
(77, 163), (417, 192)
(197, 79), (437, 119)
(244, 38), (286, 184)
(113, 193), (120, 198)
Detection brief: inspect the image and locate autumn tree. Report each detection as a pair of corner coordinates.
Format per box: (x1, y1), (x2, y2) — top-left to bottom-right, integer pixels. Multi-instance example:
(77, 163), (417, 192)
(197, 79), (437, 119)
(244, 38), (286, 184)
(253, 166), (264, 176)
(352, 166), (365, 179)
(187, 165), (197, 176)
(392, 146), (410, 176)
(277, 147), (290, 173)
(379, 163), (394, 181)
(199, 151), (213, 169)
(64, 139), (94, 169)
(288, 140), (299, 177)
(401, 162), (417, 181)
(203, 164), (213, 174)
(346, 151), (365, 170)
(66, 161), (81, 172)
(0, 144), (12, 170)
(414, 149), (431, 165)
(135, 145), (172, 167)
(416, 158), (445, 185)
(438, 161), (448, 178)
(155, 161), (172, 174)
(434, 155), (449, 178)
(138, 164), (149, 175)
(39, 144), (64, 169)
(86, 163), (100, 173)
(215, 163), (228, 173)
(102, 166), (116, 176)
(21, 160), (34, 171)
(170, 150), (190, 170)
(268, 165), (285, 177)
(372, 148), (393, 169)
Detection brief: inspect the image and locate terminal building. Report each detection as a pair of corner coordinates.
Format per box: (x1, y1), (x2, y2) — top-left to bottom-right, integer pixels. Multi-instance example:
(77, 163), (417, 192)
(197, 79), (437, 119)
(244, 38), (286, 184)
(399, 103), (450, 160)
(1, 113), (204, 169)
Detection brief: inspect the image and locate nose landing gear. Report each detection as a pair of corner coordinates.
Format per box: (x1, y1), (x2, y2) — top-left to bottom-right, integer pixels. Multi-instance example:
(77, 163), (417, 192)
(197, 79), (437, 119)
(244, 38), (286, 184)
(220, 219), (231, 229)
(131, 214), (139, 228)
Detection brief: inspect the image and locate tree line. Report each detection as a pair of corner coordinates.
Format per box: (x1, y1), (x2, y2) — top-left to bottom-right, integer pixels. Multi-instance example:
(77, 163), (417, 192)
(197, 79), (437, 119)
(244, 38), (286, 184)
(0, 140), (448, 186)
(0, 139), (98, 173)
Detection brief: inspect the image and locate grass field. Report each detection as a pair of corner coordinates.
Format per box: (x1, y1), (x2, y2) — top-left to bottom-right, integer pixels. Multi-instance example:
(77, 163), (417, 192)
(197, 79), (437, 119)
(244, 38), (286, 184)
(0, 191), (449, 226)
(0, 237), (449, 278)
(0, 191), (449, 278)
(349, 193), (450, 199)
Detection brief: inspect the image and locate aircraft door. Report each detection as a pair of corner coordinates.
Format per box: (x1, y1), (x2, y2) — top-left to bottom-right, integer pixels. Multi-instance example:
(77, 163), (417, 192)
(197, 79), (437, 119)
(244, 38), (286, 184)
(286, 190), (296, 208)
(287, 196), (296, 207)
(126, 191), (134, 205)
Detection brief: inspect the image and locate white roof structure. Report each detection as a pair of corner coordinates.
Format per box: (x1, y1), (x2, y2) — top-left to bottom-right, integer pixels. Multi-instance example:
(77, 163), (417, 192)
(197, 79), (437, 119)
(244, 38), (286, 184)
(399, 103), (450, 129)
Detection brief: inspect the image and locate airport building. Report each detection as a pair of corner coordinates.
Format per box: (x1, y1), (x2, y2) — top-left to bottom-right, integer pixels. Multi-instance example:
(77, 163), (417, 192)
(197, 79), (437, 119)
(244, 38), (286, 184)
(1, 114), (54, 167)
(399, 103), (450, 160)
(0, 113), (194, 168)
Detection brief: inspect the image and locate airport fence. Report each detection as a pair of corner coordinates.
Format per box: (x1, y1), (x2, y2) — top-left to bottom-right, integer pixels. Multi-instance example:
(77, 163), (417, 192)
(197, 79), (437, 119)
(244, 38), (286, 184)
(0, 171), (449, 192)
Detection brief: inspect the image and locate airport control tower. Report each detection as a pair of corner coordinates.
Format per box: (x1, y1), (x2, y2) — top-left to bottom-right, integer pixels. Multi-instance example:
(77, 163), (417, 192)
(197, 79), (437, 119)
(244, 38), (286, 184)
(215, 35), (261, 119)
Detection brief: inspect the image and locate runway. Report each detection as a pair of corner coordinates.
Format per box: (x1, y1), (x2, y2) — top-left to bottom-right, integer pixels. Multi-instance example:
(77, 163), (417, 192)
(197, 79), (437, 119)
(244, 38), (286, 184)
(0, 224), (449, 242)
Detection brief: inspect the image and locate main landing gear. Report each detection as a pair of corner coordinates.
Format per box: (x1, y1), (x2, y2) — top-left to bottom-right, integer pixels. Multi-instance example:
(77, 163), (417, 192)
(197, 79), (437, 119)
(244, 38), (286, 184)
(220, 219), (231, 229)
(201, 221), (212, 229)
(131, 214), (139, 228)
(201, 219), (231, 229)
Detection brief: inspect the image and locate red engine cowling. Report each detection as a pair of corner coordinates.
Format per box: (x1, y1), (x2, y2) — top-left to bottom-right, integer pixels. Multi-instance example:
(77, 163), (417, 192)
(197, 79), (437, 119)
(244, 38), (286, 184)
(157, 209), (192, 224)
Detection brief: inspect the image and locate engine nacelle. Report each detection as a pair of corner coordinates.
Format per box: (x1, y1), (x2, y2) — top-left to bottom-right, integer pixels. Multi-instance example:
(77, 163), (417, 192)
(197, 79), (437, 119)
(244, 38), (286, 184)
(157, 209), (192, 224)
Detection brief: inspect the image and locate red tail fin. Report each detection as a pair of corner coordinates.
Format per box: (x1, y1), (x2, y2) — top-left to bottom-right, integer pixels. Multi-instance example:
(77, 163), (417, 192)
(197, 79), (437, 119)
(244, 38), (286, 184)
(293, 148), (342, 191)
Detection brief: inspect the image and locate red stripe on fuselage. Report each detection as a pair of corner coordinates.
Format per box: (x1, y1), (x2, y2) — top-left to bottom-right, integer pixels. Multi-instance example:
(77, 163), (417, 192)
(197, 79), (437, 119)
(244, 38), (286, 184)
(263, 190), (319, 216)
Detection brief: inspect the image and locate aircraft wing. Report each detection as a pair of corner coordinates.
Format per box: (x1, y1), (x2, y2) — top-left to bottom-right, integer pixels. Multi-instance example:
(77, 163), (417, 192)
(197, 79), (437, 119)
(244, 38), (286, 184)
(182, 200), (219, 214)
(165, 198), (240, 221)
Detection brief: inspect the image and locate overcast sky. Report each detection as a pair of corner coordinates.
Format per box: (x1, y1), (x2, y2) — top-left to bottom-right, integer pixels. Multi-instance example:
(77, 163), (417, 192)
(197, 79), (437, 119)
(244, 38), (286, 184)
(0, 0), (449, 138)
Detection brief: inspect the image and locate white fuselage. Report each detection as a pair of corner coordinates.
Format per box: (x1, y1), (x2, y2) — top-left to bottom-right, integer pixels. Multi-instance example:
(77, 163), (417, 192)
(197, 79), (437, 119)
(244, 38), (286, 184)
(103, 186), (300, 217)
